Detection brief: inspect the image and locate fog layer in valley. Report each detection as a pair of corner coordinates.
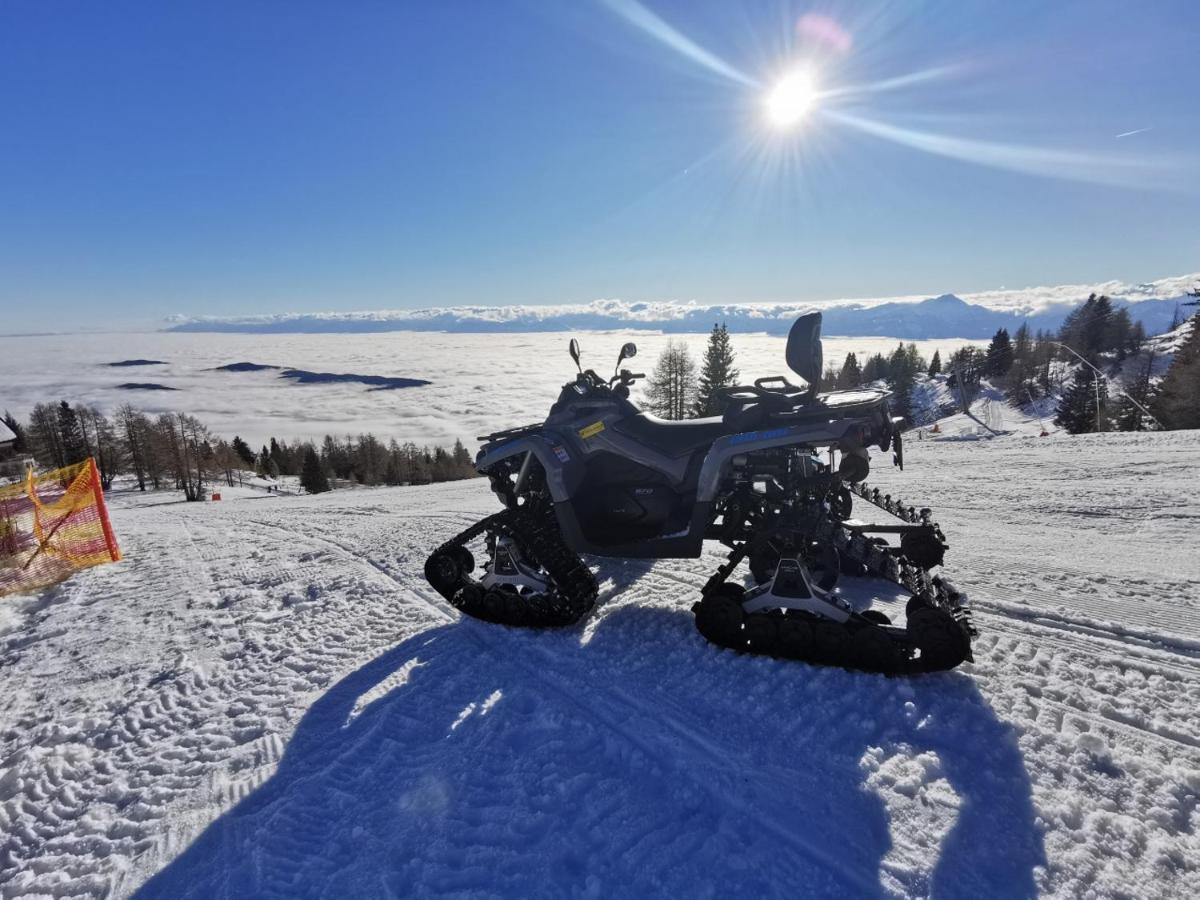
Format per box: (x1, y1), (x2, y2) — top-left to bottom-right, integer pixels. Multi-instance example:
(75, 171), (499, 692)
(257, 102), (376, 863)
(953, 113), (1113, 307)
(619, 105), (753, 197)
(0, 331), (985, 449)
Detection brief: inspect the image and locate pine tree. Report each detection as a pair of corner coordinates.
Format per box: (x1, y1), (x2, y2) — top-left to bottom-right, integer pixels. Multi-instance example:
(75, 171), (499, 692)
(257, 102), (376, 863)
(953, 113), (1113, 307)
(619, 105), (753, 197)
(1055, 367), (1109, 434)
(820, 364), (840, 392)
(886, 343), (925, 424)
(1003, 323), (1038, 401)
(984, 329), (1014, 376)
(645, 340), (698, 420)
(1152, 318), (1200, 429)
(1060, 294), (1116, 362)
(1130, 320), (1146, 350)
(56, 401), (88, 465)
(838, 352), (862, 388)
(300, 446), (331, 494)
(231, 435), (256, 467)
(1113, 350), (1156, 431)
(861, 353), (889, 383)
(692, 323), (739, 417)
(1108, 308), (1134, 360)
(269, 437), (286, 475)
(452, 438), (473, 475)
(927, 351), (941, 377)
(2, 411), (27, 454)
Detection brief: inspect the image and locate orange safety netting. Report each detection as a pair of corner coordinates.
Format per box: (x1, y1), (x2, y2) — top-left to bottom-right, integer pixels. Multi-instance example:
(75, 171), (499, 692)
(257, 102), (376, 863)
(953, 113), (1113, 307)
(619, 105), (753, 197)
(0, 458), (122, 597)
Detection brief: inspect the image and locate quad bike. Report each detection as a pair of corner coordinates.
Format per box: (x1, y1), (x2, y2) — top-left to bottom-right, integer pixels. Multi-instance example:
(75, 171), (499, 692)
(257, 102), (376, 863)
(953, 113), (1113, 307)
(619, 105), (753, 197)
(424, 313), (975, 674)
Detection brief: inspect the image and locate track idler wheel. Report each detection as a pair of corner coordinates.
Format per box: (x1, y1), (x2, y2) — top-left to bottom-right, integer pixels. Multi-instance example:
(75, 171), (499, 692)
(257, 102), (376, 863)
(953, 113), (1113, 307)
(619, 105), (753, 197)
(425, 548), (468, 595)
(908, 606), (972, 672)
(900, 530), (946, 570)
(830, 487), (853, 520)
(693, 584), (746, 648)
(481, 588), (510, 623)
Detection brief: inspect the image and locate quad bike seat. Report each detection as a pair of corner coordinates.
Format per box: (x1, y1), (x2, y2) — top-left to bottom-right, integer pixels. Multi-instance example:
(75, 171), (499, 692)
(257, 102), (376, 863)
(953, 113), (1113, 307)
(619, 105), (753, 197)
(614, 412), (732, 457)
(718, 312), (826, 432)
(719, 376), (818, 431)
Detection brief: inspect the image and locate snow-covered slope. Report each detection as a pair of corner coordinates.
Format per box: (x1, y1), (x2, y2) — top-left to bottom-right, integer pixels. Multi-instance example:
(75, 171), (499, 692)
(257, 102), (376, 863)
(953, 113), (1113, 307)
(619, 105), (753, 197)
(909, 378), (1054, 439)
(2, 431), (1199, 897)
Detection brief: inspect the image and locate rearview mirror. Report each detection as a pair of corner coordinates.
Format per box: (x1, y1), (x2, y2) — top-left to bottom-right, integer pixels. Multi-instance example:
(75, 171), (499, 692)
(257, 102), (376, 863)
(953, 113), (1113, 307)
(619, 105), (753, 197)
(569, 338), (582, 372)
(618, 342), (637, 363)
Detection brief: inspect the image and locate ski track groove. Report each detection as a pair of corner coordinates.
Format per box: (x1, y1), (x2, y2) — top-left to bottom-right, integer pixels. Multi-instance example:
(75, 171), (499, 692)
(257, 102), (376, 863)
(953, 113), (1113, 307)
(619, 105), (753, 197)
(240, 516), (884, 895)
(3, 430), (1200, 898)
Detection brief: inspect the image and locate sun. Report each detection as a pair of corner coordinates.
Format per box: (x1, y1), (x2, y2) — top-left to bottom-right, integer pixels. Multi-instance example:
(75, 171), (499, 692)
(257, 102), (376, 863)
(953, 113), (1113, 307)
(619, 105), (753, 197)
(765, 69), (820, 129)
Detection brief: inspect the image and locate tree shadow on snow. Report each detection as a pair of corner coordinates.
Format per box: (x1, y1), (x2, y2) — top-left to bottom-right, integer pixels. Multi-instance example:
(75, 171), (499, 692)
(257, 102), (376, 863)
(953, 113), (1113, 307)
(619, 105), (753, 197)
(137, 606), (1043, 899)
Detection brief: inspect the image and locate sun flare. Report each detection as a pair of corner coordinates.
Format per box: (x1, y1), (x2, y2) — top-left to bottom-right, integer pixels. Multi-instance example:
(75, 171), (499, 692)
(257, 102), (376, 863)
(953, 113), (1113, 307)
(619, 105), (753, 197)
(765, 69), (819, 129)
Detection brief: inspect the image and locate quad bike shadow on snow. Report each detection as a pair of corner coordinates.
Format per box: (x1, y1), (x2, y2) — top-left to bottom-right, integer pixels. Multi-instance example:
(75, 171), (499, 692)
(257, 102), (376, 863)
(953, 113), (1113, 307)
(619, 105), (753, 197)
(135, 609), (1043, 899)
(424, 312), (976, 676)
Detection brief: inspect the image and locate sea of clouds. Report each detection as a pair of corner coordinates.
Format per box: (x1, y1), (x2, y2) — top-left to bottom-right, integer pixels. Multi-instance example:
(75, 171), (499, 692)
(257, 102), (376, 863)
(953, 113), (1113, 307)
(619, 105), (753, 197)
(0, 330), (986, 450)
(164, 272), (1199, 339)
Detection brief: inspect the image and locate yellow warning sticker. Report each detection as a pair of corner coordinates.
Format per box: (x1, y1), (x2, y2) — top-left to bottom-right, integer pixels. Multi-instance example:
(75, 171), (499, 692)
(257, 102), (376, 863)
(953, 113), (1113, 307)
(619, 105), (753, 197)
(579, 420), (605, 439)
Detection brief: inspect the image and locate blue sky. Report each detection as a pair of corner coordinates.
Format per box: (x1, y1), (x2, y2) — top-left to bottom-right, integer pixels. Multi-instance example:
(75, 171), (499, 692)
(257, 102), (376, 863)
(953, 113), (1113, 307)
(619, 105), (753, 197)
(1, 0), (1197, 333)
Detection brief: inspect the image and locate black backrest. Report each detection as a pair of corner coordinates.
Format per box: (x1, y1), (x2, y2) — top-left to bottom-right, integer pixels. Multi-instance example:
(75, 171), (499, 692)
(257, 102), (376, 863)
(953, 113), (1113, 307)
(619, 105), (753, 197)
(786, 312), (823, 395)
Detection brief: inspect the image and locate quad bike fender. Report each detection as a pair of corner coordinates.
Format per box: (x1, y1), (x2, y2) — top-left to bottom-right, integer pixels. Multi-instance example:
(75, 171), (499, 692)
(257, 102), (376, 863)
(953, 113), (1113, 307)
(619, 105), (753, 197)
(695, 419), (868, 503)
(475, 434), (579, 503)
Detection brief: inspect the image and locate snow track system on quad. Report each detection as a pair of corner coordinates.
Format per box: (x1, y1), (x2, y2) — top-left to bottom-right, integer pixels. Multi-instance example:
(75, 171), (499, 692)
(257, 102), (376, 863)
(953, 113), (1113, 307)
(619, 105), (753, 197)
(425, 505), (598, 628)
(424, 473), (975, 676)
(692, 482), (974, 674)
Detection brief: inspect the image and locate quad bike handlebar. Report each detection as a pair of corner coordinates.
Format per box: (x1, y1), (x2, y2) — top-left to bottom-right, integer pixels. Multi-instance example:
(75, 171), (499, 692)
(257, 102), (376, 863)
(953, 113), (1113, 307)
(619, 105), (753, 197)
(572, 368), (645, 395)
(567, 338), (644, 399)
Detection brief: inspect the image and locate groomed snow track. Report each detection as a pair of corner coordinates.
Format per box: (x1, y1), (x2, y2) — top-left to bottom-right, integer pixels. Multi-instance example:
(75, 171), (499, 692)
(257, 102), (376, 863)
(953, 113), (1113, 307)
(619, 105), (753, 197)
(1, 431), (1198, 898)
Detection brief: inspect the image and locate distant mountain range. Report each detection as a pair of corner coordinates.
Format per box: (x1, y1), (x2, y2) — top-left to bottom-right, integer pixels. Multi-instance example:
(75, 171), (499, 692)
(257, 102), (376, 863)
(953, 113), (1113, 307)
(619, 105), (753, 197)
(165, 272), (1199, 340)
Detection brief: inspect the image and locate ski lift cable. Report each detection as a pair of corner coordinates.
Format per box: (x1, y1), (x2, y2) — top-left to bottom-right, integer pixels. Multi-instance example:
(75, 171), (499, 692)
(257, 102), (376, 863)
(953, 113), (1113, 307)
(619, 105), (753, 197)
(1050, 341), (1163, 430)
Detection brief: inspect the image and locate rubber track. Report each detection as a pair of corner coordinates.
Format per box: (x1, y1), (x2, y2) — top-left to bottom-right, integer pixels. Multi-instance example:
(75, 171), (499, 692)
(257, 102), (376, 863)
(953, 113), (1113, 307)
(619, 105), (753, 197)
(424, 478), (973, 673)
(425, 506), (598, 627)
(693, 482), (976, 675)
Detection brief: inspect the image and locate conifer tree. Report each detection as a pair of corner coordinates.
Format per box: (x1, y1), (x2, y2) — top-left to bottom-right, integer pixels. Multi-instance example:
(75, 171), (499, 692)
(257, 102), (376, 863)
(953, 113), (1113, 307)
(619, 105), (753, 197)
(269, 437), (286, 475)
(838, 352), (862, 388)
(861, 353), (889, 383)
(1152, 317), (1200, 429)
(984, 329), (1014, 376)
(231, 435), (256, 467)
(886, 343), (925, 423)
(693, 323), (739, 417)
(1113, 350), (1156, 432)
(2, 411), (27, 454)
(300, 446), (331, 494)
(452, 438), (473, 472)
(1055, 368), (1108, 434)
(927, 350), (941, 377)
(56, 401), (88, 465)
(820, 364), (840, 392)
(645, 340), (698, 420)
(1005, 323), (1039, 401)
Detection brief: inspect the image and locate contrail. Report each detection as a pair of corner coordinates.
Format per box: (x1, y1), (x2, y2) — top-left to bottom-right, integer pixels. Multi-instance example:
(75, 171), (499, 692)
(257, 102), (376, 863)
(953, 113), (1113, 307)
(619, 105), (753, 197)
(600, 0), (758, 88)
(825, 109), (1166, 189)
(1115, 127), (1152, 139)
